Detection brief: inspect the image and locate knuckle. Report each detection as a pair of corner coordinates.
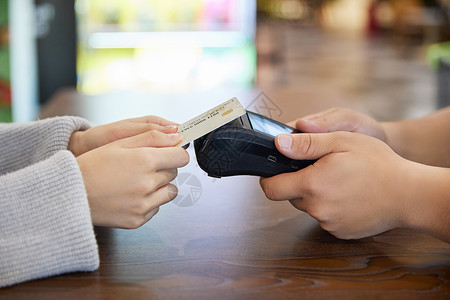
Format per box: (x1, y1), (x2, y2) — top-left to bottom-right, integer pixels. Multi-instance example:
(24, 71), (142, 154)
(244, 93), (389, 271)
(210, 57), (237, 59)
(133, 199), (149, 215)
(139, 150), (157, 170)
(170, 148), (190, 167)
(183, 150), (190, 164)
(300, 174), (319, 198)
(307, 206), (321, 220)
(146, 129), (163, 141)
(147, 177), (158, 193)
(145, 115), (158, 122)
(124, 216), (146, 229)
(294, 134), (314, 156)
(147, 124), (161, 131)
(134, 148), (153, 165)
(134, 178), (152, 195)
(307, 203), (328, 222)
(177, 149), (190, 166)
(260, 180), (276, 200)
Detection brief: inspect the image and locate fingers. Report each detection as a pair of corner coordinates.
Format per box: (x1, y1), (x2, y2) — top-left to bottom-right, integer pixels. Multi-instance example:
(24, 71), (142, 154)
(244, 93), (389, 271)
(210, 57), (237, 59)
(149, 184), (178, 209)
(111, 116), (178, 140)
(130, 116), (178, 133)
(275, 132), (349, 161)
(116, 130), (190, 169)
(119, 130), (183, 148)
(144, 207), (160, 221)
(123, 122), (178, 135)
(142, 184), (178, 219)
(286, 120), (297, 127)
(129, 115), (178, 126)
(295, 107), (367, 133)
(150, 147), (190, 170)
(125, 184), (178, 229)
(127, 147), (189, 171)
(295, 119), (327, 133)
(159, 125), (179, 134)
(102, 118), (178, 143)
(261, 132), (355, 200)
(148, 169), (178, 192)
(260, 171), (311, 201)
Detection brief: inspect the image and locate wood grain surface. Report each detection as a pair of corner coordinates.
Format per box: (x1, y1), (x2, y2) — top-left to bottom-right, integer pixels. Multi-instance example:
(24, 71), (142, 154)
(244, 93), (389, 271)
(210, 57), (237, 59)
(2, 89), (449, 299)
(1, 166), (449, 299)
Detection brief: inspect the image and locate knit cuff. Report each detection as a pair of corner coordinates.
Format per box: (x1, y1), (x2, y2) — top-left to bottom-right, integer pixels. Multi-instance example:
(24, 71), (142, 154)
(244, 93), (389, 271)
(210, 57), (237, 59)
(0, 151), (99, 288)
(38, 116), (93, 156)
(0, 116), (92, 175)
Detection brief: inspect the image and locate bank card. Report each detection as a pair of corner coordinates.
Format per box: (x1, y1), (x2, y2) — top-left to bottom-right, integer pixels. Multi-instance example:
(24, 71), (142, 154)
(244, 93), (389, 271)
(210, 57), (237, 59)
(176, 97), (246, 147)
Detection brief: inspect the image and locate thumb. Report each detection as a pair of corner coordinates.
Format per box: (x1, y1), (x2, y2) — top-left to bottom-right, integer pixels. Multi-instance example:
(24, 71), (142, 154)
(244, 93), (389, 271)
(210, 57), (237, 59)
(275, 133), (346, 160)
(118, 130), (182, 148)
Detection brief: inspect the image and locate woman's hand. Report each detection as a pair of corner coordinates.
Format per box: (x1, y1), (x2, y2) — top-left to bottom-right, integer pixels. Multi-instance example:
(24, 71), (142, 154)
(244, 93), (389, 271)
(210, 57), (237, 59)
(76, 130), (189, 229)
(69, 116), (179, 156)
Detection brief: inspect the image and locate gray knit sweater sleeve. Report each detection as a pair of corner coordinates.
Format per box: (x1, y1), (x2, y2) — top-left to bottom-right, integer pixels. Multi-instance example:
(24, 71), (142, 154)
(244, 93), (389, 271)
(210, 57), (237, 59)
(0, 117), (99, 288)
(0, 116), (92, 174)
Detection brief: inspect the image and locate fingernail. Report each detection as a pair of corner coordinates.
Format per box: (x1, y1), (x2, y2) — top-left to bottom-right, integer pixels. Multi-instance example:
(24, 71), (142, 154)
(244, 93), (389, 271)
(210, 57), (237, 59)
(277, 134), (293, 150)
(161, 125), (178, 133)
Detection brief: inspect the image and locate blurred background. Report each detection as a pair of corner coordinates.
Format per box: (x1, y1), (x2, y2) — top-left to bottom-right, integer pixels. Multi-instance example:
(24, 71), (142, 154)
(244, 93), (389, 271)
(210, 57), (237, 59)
(0, 0), (449, 124)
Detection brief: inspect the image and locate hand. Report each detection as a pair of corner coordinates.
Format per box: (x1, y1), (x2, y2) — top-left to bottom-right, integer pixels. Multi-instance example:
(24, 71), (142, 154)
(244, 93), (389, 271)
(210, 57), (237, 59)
(260, 132), (414, 240)
(69, 116), (179, 156)
(288, 107), (386, 142)
(76, 130), (189, 229)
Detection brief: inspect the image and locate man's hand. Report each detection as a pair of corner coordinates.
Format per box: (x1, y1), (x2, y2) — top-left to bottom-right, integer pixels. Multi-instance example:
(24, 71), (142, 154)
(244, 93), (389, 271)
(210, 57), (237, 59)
(77, 130), (189, 229)
(274, 107), (450, 241)
(288, 107), (386, 142)
(69, 116), (178, 156)
(260, 132), (413, 240)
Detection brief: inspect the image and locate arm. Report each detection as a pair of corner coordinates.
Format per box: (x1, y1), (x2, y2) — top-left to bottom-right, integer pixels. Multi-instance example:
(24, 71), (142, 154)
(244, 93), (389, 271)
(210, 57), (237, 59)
(0, 151), (99, 288)
(382, 106), (450, 167)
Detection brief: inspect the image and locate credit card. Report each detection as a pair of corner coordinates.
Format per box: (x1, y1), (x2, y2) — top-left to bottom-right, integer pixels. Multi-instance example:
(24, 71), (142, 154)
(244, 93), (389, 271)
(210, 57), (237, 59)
(176, 97), (246, 147)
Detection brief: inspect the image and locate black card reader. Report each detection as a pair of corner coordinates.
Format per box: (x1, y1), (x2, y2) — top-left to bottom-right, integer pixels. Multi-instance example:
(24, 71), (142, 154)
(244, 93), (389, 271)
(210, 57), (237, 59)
(194, 111), (315, 178)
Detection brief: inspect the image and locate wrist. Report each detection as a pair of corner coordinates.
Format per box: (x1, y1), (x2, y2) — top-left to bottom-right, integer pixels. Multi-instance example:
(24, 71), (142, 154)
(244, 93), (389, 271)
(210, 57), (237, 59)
(381, 121), (406, 157)
(68, 131), (87, 156)
(400, 161), (450, 242)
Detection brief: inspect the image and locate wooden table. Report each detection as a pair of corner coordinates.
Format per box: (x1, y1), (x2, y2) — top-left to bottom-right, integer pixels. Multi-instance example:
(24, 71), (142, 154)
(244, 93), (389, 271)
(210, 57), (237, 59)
(1, 89), (449, 299)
